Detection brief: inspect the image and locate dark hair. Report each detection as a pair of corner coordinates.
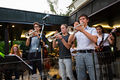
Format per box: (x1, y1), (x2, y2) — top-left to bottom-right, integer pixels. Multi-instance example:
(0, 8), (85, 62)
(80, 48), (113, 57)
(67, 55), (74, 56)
(95, 25), (104, 33)
(78, 14), (89, 20)
(33, 22), (41, 27)
(61, 24), (68, 28)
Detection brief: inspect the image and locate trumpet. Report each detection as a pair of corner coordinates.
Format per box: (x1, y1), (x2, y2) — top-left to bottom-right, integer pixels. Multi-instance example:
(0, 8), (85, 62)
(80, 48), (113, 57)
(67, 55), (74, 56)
(47, 32), (62, 42)
(25, 30), (36, 38)
(67, 23), (84, 34)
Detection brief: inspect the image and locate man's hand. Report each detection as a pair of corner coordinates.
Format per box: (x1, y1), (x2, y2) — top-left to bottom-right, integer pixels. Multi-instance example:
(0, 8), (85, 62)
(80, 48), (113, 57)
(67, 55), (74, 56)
(108, 33), (114, 45)
(76, 26), (84, 32)
(36, 32), (40, 38)
(74, 22), (84, 32)
(108, 34), (114, 40)
(56, 34), (63, 40)
(95, 45), (100, 50)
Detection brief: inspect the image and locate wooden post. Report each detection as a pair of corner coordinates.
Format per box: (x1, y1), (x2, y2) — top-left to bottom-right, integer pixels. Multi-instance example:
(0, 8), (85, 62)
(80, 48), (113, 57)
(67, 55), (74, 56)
(4, 24), (9, 55)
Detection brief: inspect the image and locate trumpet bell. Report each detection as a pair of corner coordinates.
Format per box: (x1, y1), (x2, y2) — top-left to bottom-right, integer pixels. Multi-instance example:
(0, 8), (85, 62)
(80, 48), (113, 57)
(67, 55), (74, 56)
(67, 26), (76, 34)
(25, 32), (31, 38)
(47, 36), (55, 42)
(47, 32), (62, 42)
(25, 30), (36, 38)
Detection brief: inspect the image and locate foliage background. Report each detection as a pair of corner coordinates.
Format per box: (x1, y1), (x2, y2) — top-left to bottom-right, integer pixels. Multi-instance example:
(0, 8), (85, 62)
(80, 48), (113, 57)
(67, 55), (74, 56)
(0, 41), (29, 54)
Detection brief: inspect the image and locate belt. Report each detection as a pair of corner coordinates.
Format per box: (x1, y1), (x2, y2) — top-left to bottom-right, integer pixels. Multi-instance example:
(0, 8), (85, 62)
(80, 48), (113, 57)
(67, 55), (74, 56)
(59, 57), (71, 59)
(77, 49), (94, 53)
(30, 52), (41, 54)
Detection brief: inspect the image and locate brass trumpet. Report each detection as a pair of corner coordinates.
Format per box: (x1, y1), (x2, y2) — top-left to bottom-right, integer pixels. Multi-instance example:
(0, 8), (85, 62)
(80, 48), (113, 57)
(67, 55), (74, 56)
(47, 32), (62, 42)
(67, 23), (84, 34)
(25, 30), (36, 38)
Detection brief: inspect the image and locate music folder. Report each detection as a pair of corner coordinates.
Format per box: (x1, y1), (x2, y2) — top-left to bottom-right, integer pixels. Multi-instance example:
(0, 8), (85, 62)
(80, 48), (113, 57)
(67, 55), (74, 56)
(0, 55), (33, 73)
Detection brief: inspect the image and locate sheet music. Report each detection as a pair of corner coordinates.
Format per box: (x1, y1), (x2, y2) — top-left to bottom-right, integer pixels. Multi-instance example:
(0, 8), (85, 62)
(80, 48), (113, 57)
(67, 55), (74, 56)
(4, 55), (33, 70)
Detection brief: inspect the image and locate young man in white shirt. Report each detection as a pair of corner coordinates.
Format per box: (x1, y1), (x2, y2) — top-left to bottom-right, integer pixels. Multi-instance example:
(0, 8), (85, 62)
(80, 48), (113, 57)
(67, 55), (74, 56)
(68, 14), (99, 80)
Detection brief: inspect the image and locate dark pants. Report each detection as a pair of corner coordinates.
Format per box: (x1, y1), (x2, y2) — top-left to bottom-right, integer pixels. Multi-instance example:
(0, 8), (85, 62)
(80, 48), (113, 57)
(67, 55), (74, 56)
(4, 70), (20, 80)
(28, 52), (42, 74)
(97, 46), (113, 80)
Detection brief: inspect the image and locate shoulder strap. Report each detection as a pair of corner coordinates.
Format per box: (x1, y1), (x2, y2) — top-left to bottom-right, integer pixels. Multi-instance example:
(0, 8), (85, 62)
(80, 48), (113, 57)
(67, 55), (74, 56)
(99, 33), (104, 46)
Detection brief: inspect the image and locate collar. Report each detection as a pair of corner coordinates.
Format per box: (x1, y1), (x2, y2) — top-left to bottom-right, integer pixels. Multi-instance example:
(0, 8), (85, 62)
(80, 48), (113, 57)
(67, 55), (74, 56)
(62, 33), (68, 36)
(84, 25), (89, 30)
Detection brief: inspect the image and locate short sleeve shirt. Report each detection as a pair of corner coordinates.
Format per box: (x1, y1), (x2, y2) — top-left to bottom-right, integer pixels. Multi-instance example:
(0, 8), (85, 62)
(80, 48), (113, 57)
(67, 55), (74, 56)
(75, 26), (97, 50)
(97, 33), (110, 46)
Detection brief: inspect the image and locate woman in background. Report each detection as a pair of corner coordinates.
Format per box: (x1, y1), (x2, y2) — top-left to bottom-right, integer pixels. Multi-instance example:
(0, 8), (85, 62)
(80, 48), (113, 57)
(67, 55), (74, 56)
(5, 44), (22, 80)
(95, 25), (114, 80)
(9, 44), (22, 57)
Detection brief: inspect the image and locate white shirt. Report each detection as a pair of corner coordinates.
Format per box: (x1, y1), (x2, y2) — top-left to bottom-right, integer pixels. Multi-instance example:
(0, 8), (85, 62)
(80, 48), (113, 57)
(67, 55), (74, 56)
(70, 48), (77, 56)
(97, 33), (110, 46)
(75, 26), (97, 50)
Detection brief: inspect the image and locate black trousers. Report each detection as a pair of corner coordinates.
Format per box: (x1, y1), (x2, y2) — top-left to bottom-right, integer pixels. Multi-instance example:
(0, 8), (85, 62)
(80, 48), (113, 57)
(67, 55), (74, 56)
(4, 70), (20, 80)
(97, 46), (113, 80)
(28, 52), (42, 74)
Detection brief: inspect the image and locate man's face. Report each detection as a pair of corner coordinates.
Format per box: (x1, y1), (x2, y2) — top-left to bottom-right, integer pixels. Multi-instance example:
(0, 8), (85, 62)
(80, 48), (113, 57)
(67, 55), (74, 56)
(79, 16), (89, 26)
(34, 24), (41, 31)
(61, 25), (67, 34)
(96, 27), (102, 34)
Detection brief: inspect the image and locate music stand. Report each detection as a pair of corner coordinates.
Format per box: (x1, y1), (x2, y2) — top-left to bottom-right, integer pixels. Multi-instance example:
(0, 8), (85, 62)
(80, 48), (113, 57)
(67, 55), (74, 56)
(0, 55), (32, 79)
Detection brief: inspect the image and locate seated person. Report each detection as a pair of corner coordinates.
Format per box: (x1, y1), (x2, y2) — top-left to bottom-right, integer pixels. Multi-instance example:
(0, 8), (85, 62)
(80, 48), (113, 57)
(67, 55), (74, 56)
(5, 44), (22, 80)
(9, 44), (22, 57)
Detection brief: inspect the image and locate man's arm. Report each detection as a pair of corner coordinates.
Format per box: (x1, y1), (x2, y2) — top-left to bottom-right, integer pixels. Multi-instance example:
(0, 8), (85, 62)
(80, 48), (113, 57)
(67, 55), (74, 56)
(76, 26), (97, 43)
(26, 38), (30, 46)
(68, 33), (76, 45)
(82, 30), (97, 43)
(57, 35), (71, 49)
(53, 39), (58, 49)
(108, 34), (114, 45)
(68, 22), (77, 45)
(61, 38), (71, 49)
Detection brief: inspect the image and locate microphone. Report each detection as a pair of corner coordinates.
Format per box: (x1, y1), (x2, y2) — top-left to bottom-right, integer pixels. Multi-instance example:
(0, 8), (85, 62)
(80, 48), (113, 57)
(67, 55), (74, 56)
(42, 14), (50, 20)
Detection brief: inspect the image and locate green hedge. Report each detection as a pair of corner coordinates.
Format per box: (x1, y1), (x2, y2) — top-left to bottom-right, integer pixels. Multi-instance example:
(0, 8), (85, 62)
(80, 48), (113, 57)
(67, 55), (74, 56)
(0, 41), (29, 54)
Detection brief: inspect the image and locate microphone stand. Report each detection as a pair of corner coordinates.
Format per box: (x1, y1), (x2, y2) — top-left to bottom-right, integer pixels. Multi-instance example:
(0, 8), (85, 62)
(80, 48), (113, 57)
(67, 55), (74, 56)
(92, 51), (97, 80)
(38, 20), (45, 80)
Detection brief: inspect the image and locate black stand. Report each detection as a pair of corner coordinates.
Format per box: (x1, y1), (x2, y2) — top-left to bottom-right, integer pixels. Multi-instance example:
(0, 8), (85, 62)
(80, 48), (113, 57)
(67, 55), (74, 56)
(38, 19), (46, 80)
(0, 55), (32, 80)
(92, 52), (97, 80)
